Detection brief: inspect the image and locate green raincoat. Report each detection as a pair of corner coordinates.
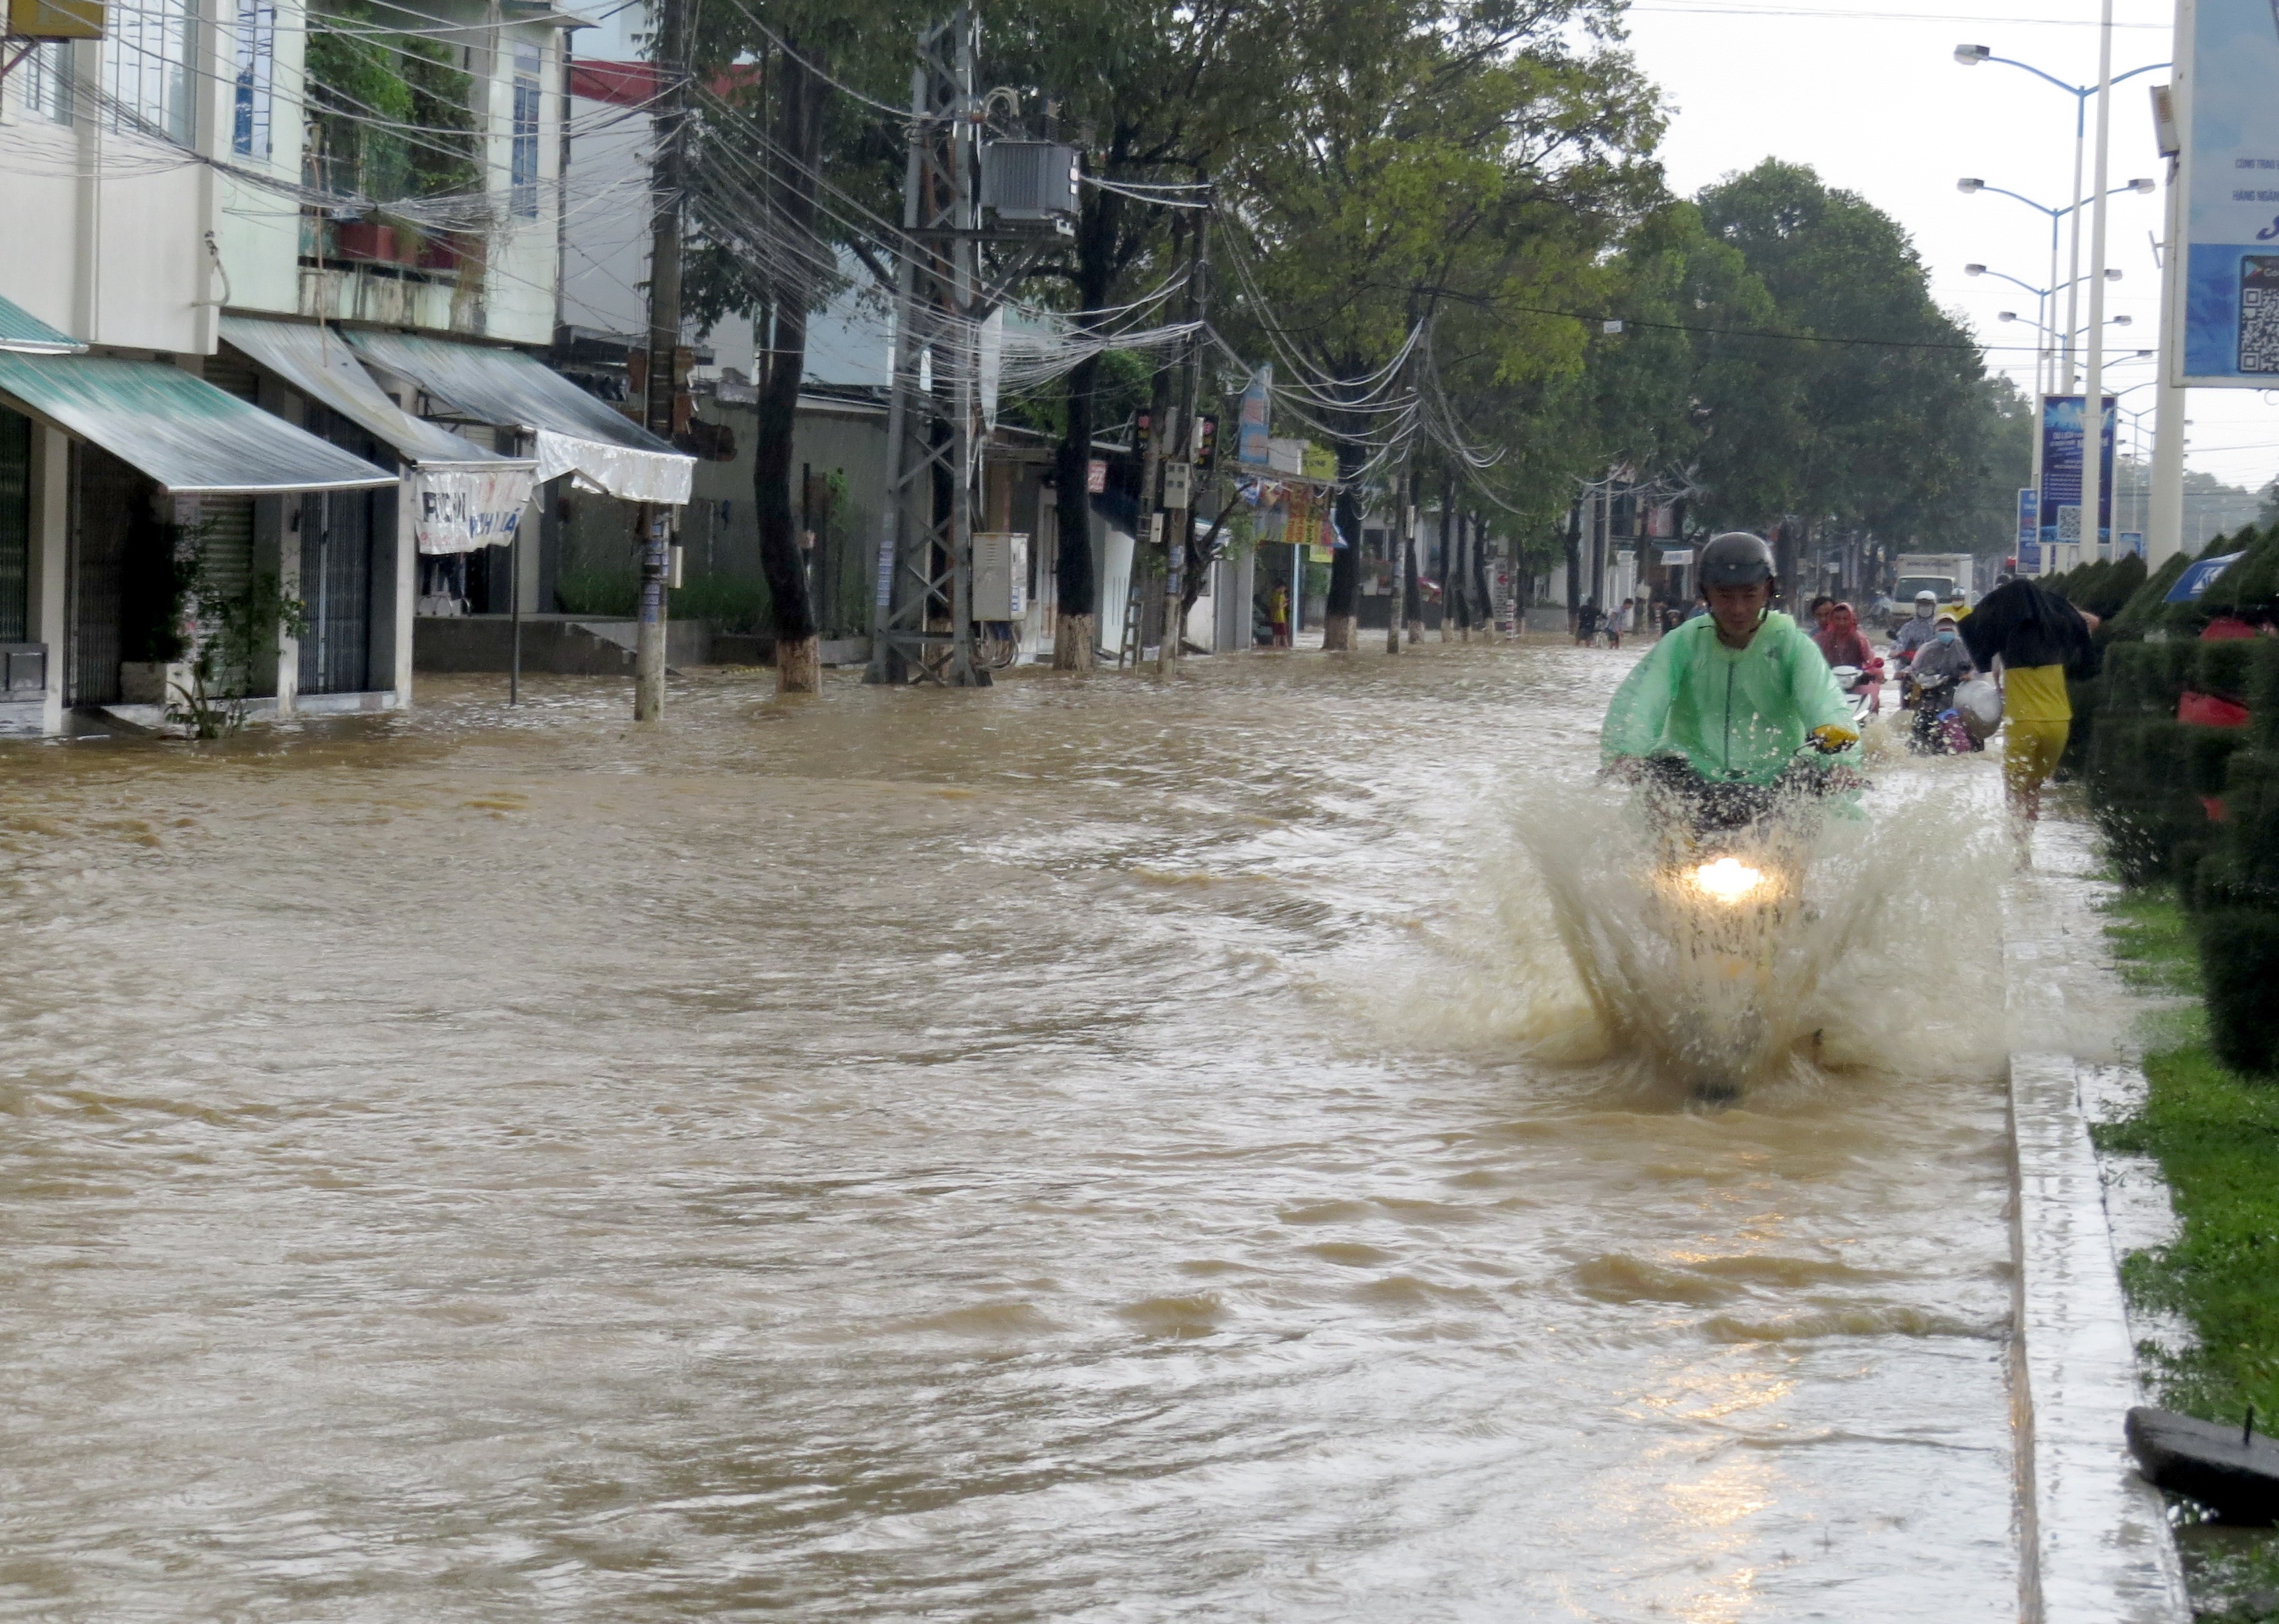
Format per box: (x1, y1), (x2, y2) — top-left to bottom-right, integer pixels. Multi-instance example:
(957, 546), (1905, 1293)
(1600, 610), (1859, 784)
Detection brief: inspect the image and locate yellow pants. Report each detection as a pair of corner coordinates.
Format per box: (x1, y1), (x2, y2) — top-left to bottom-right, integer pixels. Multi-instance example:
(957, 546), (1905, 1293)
(2003, 720), (2069, 797)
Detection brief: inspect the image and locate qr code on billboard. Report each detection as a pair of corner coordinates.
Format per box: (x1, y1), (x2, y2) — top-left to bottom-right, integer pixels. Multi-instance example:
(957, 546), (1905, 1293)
(2243, 257), (2279, 374)
(2056, 504), (2083, 543)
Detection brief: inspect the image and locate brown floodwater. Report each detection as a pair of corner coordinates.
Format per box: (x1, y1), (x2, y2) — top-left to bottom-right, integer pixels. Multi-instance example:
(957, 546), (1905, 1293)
(0, 644), (2022, 1620)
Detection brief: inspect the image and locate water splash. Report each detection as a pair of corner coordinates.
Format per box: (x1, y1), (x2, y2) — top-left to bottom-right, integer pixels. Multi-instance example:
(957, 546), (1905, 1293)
(1391, 759), (2013, 1103)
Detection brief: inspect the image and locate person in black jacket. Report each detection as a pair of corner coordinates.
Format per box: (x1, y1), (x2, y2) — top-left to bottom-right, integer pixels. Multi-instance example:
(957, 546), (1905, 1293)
(1959, 578), (2099, 829)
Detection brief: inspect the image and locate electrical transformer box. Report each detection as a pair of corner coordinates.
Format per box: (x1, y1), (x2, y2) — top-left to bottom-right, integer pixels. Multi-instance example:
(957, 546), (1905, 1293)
(972, 532), (1028, 621)
(980, 142), (1080, 223)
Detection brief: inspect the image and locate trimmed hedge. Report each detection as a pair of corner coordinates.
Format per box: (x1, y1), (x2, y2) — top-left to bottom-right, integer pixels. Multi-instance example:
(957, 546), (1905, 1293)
(2078, 522), (2279, 1076)
(2197, 908), (2279, 1075)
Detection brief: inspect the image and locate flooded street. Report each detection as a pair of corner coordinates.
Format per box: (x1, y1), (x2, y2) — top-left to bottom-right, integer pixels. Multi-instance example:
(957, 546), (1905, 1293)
(0, 645), (2022, 1621)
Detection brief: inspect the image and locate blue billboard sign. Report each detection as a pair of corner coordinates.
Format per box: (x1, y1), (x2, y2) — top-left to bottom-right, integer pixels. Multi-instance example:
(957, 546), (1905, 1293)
(2039, 395), (2117, 547)
(2016, 487), (2038, 554)
(2179, 0), (2279, 384)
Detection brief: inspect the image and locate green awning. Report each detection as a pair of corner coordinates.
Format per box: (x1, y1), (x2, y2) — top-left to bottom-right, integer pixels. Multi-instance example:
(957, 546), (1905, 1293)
(0, 352), (395, 495)
(0, 296), (85, 356)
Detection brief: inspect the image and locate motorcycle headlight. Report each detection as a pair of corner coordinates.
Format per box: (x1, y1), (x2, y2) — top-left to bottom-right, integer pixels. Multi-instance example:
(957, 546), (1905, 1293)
(1692, 856), (1770, 905)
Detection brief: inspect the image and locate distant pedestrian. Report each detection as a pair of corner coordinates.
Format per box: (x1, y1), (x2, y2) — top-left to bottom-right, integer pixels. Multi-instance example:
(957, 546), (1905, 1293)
(1575, 599), (1601, 646)
(1961, 577), (2099, 835)
(1269, 584), (1291, 647)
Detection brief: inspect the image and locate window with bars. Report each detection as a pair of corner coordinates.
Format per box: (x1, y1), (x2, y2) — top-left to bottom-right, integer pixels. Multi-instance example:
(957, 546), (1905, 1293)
(105, 0), (197, 145)
(233, 0), (276, 159)
(510, 40), (541, 217)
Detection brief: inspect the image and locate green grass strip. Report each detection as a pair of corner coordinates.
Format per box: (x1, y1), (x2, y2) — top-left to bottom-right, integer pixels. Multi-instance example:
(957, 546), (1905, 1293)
(2096, 887), (2279, 1616)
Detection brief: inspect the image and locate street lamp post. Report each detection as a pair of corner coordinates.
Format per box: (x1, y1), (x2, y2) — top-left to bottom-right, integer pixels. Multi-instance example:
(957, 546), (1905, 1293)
(1955, 42), (2168, 395)
(1958, 176), (2152, 572)
(1960, 175), (2151, 569)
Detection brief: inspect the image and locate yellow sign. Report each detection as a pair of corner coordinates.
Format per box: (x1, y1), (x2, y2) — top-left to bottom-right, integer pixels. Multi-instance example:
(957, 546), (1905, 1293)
(1300, 442), (1337, 483)
(9, 0), (104, 37)
(1309, 543), (1334, 564)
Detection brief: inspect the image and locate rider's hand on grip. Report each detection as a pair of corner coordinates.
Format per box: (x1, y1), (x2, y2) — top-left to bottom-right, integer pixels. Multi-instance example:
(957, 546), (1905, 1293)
(1807, 724), (1858, 755)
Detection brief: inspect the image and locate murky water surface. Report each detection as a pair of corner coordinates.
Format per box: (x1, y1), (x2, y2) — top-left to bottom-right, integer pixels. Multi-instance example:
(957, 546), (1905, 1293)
(0, 646), (2018, 1620)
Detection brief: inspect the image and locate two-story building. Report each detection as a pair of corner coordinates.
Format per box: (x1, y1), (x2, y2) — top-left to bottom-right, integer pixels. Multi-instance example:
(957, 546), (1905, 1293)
(0, 0), (687, 735)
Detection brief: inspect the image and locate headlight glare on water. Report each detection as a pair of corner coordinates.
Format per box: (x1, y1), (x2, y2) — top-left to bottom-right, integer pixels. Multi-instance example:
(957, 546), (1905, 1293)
(1692, 856), (1769, 905)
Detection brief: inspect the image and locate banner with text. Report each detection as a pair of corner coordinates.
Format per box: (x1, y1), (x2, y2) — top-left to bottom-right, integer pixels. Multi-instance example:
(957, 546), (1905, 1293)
(2039, 395), (2116, 547)
(2179, 0), (2279, 382)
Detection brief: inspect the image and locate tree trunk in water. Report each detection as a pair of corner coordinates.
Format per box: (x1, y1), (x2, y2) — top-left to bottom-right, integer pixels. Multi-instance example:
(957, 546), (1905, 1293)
(1774, 519), (1803, 610)
(1322, 440), (1363, 650)
(1472, 515), (1496, 637)
(1438, 473), (1457, 640)
(1562, 500), (1583, 637)
(1051, 176), (1121, 671)
(752, 45), (825, 695)
(1402, 533), (1424, 644)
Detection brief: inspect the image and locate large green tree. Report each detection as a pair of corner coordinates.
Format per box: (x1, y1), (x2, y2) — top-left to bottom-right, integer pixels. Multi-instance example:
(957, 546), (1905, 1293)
(1217, 0), (1663, 648)
(1694, 160), (1997, 576)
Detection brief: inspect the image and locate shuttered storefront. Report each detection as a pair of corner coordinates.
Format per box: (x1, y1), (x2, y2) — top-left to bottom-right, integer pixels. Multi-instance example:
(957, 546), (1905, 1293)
(300, 405), (379, 695)
(68, 443), (141, 706)
(0, 407), (28, 642)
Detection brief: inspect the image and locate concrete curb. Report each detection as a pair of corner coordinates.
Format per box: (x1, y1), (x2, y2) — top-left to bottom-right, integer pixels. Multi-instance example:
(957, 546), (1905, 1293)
(2008, 1053), (2189, 1623)
(2006, 854), (2189, 1623)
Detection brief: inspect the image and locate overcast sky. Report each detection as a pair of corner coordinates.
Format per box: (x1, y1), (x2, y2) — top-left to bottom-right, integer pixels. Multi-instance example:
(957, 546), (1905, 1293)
(1616, 0), (2279, 495)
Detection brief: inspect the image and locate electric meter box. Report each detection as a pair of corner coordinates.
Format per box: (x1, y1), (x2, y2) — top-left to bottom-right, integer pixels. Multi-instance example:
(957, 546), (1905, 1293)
(9, 0), (104, 37)
(980, 142), (1080, 222)
(972, 532), (1028, 621)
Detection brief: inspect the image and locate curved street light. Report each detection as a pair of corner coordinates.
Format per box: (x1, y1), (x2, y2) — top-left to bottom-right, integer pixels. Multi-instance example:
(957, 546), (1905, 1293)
(1954, 42), (2167, 397)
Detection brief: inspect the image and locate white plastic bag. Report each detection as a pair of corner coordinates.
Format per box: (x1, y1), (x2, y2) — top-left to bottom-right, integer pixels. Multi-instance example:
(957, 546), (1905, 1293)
(1956, 675), (2004, 741)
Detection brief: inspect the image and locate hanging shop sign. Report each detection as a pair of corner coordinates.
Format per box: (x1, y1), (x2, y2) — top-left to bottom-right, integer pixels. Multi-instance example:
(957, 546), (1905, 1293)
(2176, 0), (2279, 383)
(1236, 366), (1273, 466)
(1300, 441), (1337, 483)
(2039, 395), (2116, 547)
(412, 463), (538, 553)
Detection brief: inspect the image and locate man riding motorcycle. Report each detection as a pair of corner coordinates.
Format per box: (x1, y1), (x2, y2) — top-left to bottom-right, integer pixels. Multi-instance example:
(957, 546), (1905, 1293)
(1597, 533), (1862, 1102)
(1601, 532), (1862, 802)
(1890, 589), (1941, 667)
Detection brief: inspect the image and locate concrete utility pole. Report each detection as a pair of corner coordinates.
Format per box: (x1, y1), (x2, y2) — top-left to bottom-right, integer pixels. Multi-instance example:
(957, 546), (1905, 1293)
(1386, 475), (1406, 655)
(636, 0), (688, 720)
(1158, 195), (1209, 677)
(2149, 77), (2187, 566)
(2082, 0), (2114, 575)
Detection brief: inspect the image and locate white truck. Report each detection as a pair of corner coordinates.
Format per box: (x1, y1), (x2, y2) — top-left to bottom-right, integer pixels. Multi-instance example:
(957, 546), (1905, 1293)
(1890, 553), (1977, 622)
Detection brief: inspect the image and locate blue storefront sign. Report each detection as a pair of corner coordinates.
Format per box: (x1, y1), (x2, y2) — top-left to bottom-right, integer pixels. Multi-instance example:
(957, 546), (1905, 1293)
(2179, 0), (2279, 383)
(2118, 531), (2146, 560)
(2016, 487), (2038, 555)
(2039, 395), (2116, 547)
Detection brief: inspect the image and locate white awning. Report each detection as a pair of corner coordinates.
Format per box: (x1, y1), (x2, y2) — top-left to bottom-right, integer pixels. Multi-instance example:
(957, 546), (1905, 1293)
(220, 317), (541, 553)
(0, 294), (84, 356)
(220, 316), (510, 468)
(0, 352), (394, 494)
(345, 330), (694, 505)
